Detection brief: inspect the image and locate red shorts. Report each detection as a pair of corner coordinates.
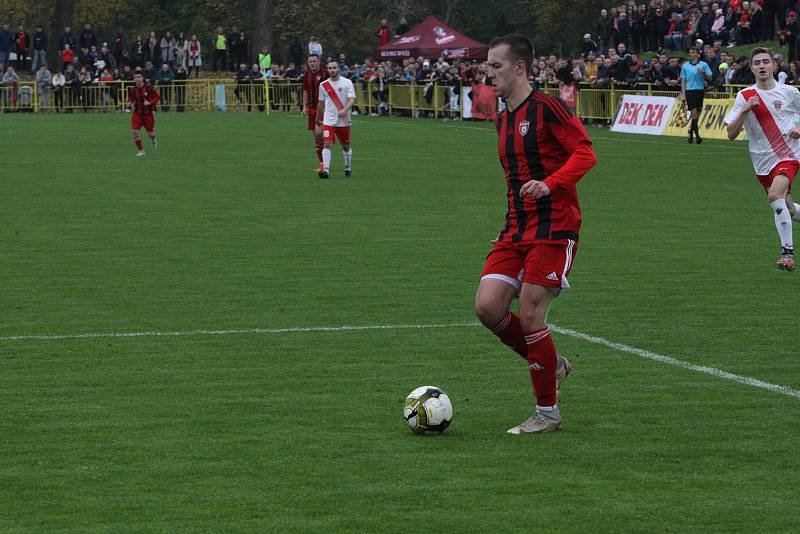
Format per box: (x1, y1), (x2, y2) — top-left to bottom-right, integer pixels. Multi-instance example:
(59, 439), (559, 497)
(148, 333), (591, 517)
(131, 113), (155, 132)
(481, 239), (578, 290)
(307, 108), (318, 131)
(322, 125), (351, 145)
(757, 160), (800, 191)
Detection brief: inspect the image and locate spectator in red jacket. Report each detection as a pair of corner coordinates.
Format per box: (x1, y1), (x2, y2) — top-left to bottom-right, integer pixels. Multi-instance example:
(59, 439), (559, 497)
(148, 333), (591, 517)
(15, 26), (30, 72)
(62, 43), (74, 70)
(376, 18), (391, 46)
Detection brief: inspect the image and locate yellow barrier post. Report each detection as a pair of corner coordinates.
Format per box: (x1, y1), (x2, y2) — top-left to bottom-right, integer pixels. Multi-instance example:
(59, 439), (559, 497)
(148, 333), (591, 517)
(411, 83), (416, 118)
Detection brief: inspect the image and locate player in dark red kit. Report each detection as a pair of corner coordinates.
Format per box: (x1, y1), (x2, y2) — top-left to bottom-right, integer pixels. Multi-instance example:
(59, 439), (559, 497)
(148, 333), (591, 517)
(474, 34), (597, 434)
(126, 72), (159, 157)
(301, 54), (328, 172)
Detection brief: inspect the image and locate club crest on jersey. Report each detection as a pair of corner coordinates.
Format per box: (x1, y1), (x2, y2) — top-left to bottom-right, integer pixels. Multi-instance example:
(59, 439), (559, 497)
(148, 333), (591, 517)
(775, 100), (782, 109)
(519, 120), (530, 136)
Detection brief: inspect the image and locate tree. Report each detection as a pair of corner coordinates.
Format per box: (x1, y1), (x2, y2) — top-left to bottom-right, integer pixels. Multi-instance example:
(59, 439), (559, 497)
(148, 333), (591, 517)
(530, 0), (606, 56)
(50, 0), (72, 68)
(249, 0), (275, 60)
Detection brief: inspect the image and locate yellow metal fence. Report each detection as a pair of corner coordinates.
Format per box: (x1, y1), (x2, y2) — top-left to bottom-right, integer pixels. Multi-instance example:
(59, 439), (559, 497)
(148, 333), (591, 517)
(0, 79), (744, 120)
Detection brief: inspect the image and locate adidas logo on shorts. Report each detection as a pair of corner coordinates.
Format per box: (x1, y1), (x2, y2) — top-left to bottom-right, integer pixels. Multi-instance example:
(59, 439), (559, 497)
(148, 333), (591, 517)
(546, 272), (559, 281)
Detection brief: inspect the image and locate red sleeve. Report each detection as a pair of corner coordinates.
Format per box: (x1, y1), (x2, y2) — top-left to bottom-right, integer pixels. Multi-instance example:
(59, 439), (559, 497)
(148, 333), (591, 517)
(542, 115), (597, 193)
(148, 87), (160, 105)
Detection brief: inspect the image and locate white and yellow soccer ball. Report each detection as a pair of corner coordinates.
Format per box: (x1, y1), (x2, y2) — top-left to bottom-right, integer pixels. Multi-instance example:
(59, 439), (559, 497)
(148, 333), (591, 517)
(403, 386), (453, 434)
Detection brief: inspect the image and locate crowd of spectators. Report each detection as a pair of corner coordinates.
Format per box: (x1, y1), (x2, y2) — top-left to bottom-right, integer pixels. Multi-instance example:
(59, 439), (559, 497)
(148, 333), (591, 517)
(2, 3), (800, 116)
(586, 0), (800, 54)
(0, 22), (275, 111)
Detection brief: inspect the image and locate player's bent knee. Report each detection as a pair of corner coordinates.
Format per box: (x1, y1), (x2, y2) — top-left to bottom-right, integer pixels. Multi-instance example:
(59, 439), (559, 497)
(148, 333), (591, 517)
(474, 298), (506, 327)
(517, 306), (547, 330)
(474, 280), (517, 327)
(768, 186), (789, 203)
(517, 285), (555, 329)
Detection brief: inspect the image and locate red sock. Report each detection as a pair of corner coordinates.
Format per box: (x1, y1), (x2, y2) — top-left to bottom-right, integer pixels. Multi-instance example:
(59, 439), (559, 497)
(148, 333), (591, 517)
(135, 138), (143, 150)
(315, 139), (323, 162)
(524, 327), (558, 407)
(490, 312), (527, 360)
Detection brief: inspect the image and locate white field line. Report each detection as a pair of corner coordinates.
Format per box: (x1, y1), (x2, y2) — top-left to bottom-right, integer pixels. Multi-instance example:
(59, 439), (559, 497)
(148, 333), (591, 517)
(549, 325), (800, 399)
(2, 321), (798, 399)
(0, 322), (480, 341)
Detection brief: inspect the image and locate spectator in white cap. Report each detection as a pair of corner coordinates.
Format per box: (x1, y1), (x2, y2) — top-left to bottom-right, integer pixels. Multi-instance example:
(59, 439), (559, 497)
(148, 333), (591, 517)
(774, 53), (789, 84)
(582, 33), (598, 57)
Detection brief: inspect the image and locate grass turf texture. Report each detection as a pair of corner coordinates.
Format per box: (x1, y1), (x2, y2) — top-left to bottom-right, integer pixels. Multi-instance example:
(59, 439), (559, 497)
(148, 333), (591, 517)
(2, 112), (799, 532)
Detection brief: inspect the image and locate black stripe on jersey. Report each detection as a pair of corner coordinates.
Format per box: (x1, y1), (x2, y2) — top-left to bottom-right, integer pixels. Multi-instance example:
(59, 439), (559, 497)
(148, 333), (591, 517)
(525, 103), (547, 182)
(551, 231), (578, 241)
(305, 71), (321, 104)
(528, 101), (550, 239)
(533, 92), (571, 124)
(495, 112), (511, 242)
(511, 102), (532, 242)
(535, 196), (552, 239)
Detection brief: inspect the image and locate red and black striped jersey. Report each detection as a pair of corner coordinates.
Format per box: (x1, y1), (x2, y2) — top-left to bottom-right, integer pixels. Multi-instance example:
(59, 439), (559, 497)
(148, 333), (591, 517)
(495, 90), (597, 243)
(301, 69), (328, 109)
(127, 84), (159, 115)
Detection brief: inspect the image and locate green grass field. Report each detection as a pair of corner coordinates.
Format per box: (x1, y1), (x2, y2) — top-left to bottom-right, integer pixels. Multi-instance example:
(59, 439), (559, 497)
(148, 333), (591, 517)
(2, 110), (799, 532)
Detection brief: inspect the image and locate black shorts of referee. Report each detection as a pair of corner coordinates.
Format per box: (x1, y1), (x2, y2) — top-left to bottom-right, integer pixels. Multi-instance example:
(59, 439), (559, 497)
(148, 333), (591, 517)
(685, 89), (704, 111)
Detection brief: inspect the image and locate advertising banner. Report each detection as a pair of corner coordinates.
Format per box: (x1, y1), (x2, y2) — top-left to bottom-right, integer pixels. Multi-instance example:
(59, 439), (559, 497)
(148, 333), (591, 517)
(663, 97), (745, 140)
(611, 94), (676, 135)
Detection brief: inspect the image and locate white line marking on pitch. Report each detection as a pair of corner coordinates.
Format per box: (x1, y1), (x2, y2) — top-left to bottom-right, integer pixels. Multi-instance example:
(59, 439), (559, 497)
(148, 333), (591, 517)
(550, 325), (800, 399)
(0, 322), (479, 341)
(2, 321), (798, 399)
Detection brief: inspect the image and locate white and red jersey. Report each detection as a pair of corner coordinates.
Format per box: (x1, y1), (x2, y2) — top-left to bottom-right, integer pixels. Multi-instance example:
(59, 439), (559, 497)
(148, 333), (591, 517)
(318, 76), (356, 127)
(724, 83), (800, 175)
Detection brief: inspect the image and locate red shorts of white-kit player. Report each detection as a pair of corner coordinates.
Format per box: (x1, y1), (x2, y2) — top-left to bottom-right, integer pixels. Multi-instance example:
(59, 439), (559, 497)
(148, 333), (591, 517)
(131, 113), (155, 132)
(307, 109), (318, 131)
(481, 239), (578, 291)
(322, 125), (350, 145)
(756, 160), (800, 192)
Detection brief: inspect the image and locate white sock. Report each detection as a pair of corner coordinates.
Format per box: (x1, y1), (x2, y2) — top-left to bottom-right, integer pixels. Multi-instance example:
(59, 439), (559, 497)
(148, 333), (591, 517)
(322, 148), (331, 171)
(771, 199), (793, 249)
(793, 203), (800, 221)
(536, 404), (556, 412)
(343, 148), (352, 169)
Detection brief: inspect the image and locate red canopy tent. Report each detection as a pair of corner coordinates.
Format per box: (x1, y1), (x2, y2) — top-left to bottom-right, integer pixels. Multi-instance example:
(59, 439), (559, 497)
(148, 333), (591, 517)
(376, 16), (488, 60)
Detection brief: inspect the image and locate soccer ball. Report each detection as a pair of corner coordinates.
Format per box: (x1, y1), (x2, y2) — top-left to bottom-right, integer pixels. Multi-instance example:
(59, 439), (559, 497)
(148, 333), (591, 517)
(403, 386), (453, 434)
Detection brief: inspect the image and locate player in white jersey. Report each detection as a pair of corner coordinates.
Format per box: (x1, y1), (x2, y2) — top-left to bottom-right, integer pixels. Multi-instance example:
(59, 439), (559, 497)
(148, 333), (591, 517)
(315, 60), (356, 179)
(725, 47), (800, 271)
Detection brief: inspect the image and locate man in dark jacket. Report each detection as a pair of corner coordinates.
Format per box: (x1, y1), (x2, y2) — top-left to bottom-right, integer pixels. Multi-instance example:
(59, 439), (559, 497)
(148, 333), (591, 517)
(58, 26), (76, 54)
(697, 5), (714, 42)
(0, 24), (12, 67)
(614, 12), (630, 47)
(581, 33), (598, 57)
(112, 28), (127, 68)
(32, 26), (47, 72)
(79, 24), (97, 50)
(596, 9), (613, 53)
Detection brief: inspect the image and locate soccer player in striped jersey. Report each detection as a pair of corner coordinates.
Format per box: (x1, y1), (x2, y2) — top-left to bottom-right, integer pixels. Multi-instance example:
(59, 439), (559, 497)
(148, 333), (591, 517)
(315, 60), (355, 179)
(301, 54), (328, 172)
(126, 72), (159, 156)
(474, 34), (597, 434)
(725, 47), (800, 271)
